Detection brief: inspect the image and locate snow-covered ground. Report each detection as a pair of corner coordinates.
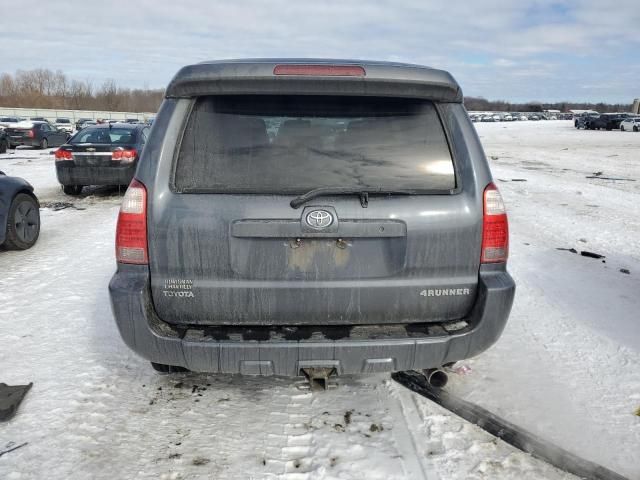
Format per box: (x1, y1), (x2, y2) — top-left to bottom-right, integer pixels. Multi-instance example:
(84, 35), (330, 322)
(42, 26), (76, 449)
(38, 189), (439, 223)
(0, 120), (638, 479)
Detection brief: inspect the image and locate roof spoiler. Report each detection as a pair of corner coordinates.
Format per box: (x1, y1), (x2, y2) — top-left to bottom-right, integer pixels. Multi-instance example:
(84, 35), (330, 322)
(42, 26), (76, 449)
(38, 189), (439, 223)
(165, 60), (463, 103)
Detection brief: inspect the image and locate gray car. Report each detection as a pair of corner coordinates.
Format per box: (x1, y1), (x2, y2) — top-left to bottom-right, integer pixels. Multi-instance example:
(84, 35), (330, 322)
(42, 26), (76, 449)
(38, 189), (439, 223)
(5, 121), (69, 149)
(109, 59), (515, 379)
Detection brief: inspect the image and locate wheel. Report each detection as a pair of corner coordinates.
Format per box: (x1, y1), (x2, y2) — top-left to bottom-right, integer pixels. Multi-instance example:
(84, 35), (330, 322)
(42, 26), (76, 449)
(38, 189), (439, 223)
(62, 185), (83, 195)
(0, 139), (7, 153)
(3, 193), (40, 250)
(40, 138), (48, 149)
(151, 362), (189, 374)
(621, 126), (625, 131)
(634, 126), (638, 132)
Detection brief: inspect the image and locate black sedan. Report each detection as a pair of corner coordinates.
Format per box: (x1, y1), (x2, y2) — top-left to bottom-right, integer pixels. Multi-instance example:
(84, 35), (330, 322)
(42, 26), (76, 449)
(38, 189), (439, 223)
(55, 123), (150, 195)
(5, 121), (69, 149)
(0, 171), (40, 250)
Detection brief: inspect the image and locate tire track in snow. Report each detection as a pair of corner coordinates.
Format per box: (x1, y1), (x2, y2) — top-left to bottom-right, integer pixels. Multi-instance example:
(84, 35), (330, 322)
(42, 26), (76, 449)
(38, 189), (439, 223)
(263, 385), (315, 478)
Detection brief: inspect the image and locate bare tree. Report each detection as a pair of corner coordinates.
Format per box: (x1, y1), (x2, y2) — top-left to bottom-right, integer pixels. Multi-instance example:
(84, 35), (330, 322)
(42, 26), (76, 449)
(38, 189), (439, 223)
(0, 69), (163, 112)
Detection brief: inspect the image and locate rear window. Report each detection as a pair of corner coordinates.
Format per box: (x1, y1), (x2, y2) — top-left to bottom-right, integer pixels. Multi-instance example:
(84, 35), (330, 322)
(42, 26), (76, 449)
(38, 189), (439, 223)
(174, 96), (455, 194)
(70, 127), (137, 144)
(56, 118), (70, 123)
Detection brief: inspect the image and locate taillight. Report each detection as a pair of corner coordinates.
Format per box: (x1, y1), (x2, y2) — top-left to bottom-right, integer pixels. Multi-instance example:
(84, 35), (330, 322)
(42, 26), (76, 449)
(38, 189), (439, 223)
(273, 64), (366, 76)
(115, 179), (148, 264)
(112, 148), (137, 163)
(54, 148), (73, 161)
(481, 183), (509, 263)
(27, 129), (35, 138)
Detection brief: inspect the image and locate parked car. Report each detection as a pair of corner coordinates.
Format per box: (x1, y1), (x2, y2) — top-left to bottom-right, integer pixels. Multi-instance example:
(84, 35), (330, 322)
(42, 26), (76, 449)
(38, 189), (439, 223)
(575, 112), (599, 129)
(0, 171), (40, 250)
(78, 120), (97, 130)
(29, 117), (49, 122)
(519, 115), (528, 121)
(75, 118), (93, 131)
(481, 115), (495, 122)
(109, 59), (515, 379)
(55, 118), (73, 133)
(492, 114), (501, 122)
(0, 116), (26, 129)
(620, 117), (640, 132)
(529, 115), (540, 121)
(125, 118), (141, 124)
(503, 114), (513, 121)
(585, 114), (628, 131)
(55, 123), (150, 195)
(0, 129), (8, 153)
(5, 121), (69, 149)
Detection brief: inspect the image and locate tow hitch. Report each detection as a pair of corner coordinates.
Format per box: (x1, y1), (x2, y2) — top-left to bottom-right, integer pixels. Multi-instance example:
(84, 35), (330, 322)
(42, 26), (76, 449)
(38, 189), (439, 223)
(301, 367), (337, 391)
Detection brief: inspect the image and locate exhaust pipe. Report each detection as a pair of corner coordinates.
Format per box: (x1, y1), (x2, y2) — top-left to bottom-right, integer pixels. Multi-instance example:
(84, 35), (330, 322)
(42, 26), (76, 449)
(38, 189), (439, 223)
(423, 368), (448, 388)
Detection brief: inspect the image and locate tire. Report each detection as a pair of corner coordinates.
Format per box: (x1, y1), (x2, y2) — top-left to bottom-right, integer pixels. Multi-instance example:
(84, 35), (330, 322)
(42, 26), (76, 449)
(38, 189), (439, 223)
(151, 362), (189, 374)
(621, 126), (625, 131)
(40, 138), (48, 149)
(3, 193), (40, 250)
(634, 126), (638, 132)
(62, 185), (83, 196)
(0, 139), (7, 153)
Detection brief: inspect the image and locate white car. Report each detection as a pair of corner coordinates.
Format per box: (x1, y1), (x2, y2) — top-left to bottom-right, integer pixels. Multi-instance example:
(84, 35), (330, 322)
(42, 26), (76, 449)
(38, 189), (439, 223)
(519, 115), (528, 121)
(54, 118), (74, 133)
(492, 114), (501, 122)
(0, 116), (27, 130)
(503, 114), (513, 121)
(620, 117), (640, 132)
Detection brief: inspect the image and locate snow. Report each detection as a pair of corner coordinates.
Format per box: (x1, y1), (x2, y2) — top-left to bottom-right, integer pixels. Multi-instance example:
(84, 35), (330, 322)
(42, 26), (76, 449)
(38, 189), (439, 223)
(1, 120), (639, 479)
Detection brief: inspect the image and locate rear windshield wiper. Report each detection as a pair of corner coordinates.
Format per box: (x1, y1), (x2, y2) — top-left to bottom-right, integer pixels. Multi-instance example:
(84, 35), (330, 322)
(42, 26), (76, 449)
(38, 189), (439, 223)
(290, 186), (415, 209)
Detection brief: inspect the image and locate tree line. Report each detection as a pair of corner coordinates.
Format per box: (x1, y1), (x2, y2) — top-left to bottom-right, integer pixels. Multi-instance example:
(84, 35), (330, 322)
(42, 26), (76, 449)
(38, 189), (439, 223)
(0, 69), (633, 114)
(0, 69), (163, 112)
(464, 97), (632, 113)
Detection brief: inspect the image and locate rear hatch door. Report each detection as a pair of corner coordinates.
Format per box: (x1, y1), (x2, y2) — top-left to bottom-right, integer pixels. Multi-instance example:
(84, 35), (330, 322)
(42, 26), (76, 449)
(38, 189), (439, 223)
(148, 95), (481, 326)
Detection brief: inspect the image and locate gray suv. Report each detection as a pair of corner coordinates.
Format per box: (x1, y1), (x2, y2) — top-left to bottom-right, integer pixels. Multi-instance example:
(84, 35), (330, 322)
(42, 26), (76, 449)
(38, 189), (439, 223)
(109, 59), (515, 378)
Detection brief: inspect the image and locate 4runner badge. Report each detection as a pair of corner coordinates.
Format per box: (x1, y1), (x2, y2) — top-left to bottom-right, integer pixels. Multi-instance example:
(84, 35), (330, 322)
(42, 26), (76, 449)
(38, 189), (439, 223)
(420, 288), (470, 297)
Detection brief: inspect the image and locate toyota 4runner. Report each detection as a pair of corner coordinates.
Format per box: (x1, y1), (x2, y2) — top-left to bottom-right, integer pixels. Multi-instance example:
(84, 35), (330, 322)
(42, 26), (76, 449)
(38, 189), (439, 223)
(108, 59), (515, 378)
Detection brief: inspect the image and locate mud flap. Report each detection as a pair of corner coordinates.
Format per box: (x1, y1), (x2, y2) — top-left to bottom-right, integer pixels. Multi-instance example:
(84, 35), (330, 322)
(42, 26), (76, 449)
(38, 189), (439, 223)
(0, 383), (33, 421)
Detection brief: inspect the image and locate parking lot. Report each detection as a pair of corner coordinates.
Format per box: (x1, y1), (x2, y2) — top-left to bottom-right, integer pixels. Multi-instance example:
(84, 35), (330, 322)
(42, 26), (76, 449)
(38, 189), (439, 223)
(1, 120), (639, 479)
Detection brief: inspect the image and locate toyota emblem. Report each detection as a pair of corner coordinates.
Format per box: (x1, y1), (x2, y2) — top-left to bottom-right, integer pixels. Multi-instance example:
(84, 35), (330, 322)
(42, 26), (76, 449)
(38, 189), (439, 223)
(306, 210), (333, 229)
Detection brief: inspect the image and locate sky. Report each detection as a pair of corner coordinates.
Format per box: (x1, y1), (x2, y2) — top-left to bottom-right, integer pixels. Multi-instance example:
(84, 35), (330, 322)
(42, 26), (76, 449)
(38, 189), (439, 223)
(1, 0), (638, 103)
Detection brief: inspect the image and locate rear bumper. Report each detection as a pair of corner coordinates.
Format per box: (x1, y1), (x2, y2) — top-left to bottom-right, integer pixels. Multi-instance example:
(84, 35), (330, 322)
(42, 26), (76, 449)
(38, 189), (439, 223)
(9, 139), (39, 147)
(56, 163), (135, 186)
(109, 265), (515, 375)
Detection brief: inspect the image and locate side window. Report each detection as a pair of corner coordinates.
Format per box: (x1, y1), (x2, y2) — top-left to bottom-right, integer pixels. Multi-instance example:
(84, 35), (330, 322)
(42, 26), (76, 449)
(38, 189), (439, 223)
(40, 124), (49, 132)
